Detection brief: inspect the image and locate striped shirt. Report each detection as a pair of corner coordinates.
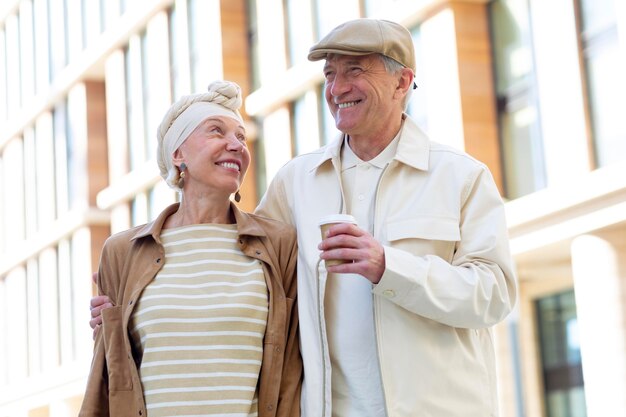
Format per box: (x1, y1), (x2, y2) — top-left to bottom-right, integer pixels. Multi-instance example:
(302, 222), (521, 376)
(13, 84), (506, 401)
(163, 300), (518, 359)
(129, 224), (268, 417)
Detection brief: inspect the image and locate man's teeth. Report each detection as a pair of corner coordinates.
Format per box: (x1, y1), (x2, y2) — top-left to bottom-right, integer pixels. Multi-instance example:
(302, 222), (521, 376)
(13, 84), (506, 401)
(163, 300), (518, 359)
(218, 162), (239, 171)
(338, 101), (357, 109)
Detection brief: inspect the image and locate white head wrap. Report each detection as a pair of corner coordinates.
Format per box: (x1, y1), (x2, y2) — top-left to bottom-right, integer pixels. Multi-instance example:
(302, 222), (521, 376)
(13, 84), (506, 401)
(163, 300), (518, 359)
(156, 80), (244, 190)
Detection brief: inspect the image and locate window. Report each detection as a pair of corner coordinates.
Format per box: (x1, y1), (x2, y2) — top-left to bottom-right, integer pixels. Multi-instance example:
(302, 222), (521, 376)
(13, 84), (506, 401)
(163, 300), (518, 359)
(187, 0), (222, 92)
(578, 0), (626, 168)
(315, 0), (359, 41)
(489, 0), (546, 199)
(0, 28), (7, 120)
(168, 2), (191, 101)
(53, 101), (70, 216)
(406, 26), (428, 131)
(292, 91), (322, 155)
(284, 0), (315, 68)
(48, 0), (69, 79)
(246, 0), (261, 91)
(319, 84), (336, 146)
(536, 290), (587, 417)
(125, 34), (147, 170)
(4, 13), (22, 114)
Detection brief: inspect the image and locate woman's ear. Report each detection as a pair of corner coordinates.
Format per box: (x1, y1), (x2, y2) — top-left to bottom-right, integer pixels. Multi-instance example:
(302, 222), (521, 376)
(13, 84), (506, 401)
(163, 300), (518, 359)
(172, 147), (184, 167)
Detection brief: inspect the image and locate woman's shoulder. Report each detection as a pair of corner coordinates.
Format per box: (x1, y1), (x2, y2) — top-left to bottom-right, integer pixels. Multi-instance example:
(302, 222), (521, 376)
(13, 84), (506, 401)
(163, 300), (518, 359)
(102, 222), (153, 255)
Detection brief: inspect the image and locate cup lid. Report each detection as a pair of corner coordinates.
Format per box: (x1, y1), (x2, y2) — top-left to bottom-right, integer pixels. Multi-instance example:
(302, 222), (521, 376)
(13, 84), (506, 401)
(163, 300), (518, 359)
(318, 214), (358, 226)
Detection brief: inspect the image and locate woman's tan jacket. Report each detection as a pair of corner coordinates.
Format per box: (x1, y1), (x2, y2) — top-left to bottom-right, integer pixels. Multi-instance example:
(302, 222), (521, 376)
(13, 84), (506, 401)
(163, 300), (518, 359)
(79, 203), (302, 417)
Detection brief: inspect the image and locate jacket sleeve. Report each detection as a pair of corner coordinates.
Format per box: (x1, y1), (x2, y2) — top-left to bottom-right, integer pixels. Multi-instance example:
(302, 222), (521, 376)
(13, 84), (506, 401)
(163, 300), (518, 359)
(277, 230), (302, 417)
(373, 166), (517, 329)
(78, 311), (110, 417)
(79, 242), (118, 417)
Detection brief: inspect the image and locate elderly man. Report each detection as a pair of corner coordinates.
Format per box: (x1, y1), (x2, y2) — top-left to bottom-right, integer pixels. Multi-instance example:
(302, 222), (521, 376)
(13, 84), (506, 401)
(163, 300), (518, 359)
(90, 18), (516, 417)
(256, 18), (516, 417)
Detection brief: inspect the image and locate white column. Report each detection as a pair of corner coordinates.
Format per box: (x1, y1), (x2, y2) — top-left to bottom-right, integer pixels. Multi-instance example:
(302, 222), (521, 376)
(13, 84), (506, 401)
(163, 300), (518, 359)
(571, 234), (626, 417)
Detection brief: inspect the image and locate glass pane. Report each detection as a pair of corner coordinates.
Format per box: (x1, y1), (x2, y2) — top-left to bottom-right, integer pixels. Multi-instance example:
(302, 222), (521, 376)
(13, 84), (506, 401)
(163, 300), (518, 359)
(293, 91), (321, 155)
(319, 84), (337, 146)
(315, 0), (359, 42)
(581, 21), (626, 167)
(406, 26), (428, 131)
(490, 0), (533, 94)
(490, 0), (545, 199)
(537, 291), (587, 417)
(500, 103), (545, 198)
(286, 0), (314, 67)
(579, 0), (616, 34)
(125, 37), (147, 170)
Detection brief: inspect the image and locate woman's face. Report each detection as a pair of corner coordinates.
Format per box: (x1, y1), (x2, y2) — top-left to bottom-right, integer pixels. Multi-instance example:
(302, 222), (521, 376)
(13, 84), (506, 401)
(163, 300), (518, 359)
(174, 115), (250, 196)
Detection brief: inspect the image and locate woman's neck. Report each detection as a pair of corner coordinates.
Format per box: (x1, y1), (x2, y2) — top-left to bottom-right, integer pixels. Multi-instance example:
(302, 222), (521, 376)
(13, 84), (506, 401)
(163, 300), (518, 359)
(165, 194), (234, 228)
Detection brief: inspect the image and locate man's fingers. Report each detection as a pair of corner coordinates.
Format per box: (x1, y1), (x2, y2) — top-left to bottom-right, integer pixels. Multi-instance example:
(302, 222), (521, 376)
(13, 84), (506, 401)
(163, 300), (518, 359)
(90, 315), (103, 329)
(90, 295), (111, 309)
(90, 302), (113, 318)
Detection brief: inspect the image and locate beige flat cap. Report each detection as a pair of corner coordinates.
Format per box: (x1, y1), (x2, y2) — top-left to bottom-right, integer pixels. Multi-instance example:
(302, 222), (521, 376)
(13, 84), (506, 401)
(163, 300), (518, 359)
(308, 18), (416, 73)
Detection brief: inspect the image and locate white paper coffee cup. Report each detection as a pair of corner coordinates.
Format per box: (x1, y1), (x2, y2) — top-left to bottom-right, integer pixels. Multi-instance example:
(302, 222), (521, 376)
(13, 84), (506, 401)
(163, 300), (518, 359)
(318, 214), (357, 267)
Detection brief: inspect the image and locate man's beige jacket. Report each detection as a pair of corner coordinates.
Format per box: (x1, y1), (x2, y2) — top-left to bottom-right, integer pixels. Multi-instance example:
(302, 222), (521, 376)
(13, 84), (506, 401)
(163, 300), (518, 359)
(256, 115), (517, 417)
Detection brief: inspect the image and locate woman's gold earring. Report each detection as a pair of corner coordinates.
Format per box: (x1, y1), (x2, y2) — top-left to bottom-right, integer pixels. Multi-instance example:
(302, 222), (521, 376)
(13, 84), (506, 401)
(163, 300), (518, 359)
(177, 162), (187, 188)
(234, 190), (241, 202)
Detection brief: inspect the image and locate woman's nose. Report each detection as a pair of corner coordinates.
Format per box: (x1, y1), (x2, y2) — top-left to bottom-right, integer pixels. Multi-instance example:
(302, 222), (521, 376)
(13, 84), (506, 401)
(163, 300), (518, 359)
(226, 135), (244, 151)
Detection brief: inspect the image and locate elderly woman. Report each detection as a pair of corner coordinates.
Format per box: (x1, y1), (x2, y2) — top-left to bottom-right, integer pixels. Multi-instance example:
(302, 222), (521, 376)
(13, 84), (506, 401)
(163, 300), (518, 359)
(79, 81), (301, 417)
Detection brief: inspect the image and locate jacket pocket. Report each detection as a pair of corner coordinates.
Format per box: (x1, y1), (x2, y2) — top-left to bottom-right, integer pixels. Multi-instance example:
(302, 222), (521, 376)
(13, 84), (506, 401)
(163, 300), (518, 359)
(386, 216), (460, 261)
(102, 305), (133, 391)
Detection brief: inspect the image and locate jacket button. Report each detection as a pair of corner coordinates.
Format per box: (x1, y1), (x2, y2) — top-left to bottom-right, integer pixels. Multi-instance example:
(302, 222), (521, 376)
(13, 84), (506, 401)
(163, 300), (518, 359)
(256, 250), (261, 255)
(274, 346), (281, 353)
(156, 258), (161, 263)
(382, 289), (395, 298)
(129, 300), (133, 305)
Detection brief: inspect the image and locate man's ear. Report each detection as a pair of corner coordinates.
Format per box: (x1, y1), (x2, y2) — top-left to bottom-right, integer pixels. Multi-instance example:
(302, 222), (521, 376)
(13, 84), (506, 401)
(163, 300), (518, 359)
(394, 67), (414, 99)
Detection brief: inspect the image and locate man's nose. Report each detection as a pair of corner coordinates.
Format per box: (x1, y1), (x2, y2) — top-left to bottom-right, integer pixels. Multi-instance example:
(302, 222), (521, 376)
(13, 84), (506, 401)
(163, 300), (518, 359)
(329, 73), (350, 96)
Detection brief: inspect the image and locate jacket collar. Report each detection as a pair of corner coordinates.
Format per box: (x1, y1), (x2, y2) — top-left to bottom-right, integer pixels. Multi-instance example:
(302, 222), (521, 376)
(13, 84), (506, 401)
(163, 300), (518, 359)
(131, 201), (267, 242)
(311, 114), (430, 172)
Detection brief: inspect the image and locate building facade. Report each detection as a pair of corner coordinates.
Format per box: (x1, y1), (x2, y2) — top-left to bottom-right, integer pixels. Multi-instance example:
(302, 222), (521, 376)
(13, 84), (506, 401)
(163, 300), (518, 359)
(0, 0), (625, 416)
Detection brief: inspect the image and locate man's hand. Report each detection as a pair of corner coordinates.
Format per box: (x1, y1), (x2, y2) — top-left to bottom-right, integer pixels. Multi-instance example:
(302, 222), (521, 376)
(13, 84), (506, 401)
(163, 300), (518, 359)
(318, 222), (385, 284)
(90, 272), (112, 340)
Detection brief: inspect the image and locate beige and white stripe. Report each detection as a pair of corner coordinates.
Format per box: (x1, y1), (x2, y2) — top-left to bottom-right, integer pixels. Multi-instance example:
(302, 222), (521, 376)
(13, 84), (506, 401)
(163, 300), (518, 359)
(130, 224), (268, 417)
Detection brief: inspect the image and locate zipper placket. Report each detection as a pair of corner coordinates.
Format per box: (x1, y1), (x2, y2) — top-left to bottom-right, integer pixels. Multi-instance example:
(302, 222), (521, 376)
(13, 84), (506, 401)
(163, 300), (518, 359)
(315, 257), (328, 417)
(372, 161), (391, 416)
(317, 153), (347, 417)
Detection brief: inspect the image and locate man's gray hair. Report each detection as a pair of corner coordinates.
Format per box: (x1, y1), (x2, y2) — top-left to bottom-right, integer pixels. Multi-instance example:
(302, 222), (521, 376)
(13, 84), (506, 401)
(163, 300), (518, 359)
(379, 54), (414, 111)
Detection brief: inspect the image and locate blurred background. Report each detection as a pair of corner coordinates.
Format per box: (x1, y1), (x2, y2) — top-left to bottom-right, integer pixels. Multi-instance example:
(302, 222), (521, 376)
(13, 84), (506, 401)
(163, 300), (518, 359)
(0, 0), (625, 416)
